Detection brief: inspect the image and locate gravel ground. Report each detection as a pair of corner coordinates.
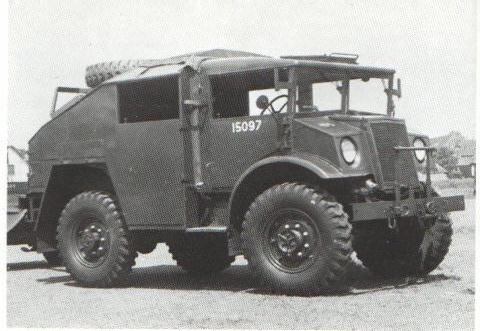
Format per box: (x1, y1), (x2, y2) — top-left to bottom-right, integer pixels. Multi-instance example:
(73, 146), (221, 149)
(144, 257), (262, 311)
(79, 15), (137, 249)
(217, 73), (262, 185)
(7, 191), (475, 329)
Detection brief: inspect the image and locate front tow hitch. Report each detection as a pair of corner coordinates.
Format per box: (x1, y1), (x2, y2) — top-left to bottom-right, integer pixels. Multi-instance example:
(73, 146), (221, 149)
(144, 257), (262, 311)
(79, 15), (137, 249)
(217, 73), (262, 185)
(350, 145), (465, 225)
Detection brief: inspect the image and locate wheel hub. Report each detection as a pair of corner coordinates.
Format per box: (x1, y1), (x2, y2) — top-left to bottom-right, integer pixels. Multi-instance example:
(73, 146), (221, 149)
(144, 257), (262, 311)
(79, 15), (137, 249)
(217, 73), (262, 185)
(76, 222), (108, 262)
(276, 228), (304, 254)
(266, 210), (319, 272)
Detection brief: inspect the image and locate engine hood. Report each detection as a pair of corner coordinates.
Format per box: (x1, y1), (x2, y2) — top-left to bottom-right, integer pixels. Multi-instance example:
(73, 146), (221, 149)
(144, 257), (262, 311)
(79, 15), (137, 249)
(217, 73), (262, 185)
(292, 114), (418, 186)
(294, 116), (364, 137)
(292, 115), (371, 174)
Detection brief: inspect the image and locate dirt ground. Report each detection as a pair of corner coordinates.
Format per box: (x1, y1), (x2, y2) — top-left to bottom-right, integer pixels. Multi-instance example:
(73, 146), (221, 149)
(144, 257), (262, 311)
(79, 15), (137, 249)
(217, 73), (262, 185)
(7, 189), (475, 329)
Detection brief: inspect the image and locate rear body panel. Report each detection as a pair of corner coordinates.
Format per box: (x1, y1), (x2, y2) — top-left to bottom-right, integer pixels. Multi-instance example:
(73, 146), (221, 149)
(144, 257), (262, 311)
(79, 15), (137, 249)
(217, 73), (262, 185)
(29, 84), (187, 230)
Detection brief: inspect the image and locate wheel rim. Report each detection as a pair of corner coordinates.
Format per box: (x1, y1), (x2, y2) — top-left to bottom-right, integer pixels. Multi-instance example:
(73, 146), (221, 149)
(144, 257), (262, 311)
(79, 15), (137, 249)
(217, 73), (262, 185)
(72, 218), (110, 267)
(263, 208), (320, 273)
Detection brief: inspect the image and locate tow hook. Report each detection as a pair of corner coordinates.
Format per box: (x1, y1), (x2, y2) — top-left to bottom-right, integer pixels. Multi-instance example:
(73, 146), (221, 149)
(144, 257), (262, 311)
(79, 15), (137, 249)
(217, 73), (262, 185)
(386, 205), (410, 230)
(387, 216), (397, 230)
(426, 201), (437, 214)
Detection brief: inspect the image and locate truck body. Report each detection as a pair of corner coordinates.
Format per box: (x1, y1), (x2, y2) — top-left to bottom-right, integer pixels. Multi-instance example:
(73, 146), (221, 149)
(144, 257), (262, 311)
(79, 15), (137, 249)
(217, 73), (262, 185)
(11, 49), (464, 293)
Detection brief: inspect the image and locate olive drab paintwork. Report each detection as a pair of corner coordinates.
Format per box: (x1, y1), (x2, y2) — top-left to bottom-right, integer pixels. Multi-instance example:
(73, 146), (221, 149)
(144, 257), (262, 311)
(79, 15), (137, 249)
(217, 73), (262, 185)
(23, 49), (464, 254)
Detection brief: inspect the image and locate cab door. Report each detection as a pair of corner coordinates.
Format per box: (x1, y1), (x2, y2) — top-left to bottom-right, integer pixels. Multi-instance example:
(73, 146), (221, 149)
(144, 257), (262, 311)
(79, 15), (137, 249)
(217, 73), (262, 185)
(108, 75), (186, 229)
(206, 115), (279, 189)
(202, 70), (287, 190)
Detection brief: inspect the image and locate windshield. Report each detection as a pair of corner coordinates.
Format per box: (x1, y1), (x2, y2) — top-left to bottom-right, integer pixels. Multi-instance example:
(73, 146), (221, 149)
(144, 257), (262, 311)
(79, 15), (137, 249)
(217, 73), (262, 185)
(208, 65), (398, 118)
(289, 64), (398, 117)
(305, 78), (388, 115)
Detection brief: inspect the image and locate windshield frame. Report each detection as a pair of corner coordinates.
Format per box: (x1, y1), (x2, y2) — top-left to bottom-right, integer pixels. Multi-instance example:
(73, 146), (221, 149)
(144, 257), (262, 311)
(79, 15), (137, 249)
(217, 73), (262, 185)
(274, 65), (398, 118)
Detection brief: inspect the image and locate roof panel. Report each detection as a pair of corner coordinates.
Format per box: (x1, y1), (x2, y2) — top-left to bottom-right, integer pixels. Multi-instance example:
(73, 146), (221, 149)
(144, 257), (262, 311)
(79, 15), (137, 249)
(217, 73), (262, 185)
(200, 56), (395, 79)
(107, 64), (184, 84)
(102, 49), (396, 84)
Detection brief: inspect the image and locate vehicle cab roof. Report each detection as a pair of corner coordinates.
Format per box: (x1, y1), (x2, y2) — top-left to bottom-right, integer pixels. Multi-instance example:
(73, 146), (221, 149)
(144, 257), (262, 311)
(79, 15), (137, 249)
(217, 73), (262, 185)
(106, 48), (395, 85)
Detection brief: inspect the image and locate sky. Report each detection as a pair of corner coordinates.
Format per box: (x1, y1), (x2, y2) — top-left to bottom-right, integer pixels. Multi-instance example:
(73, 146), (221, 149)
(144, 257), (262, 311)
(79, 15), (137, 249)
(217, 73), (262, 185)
(8, 0), (476, 149)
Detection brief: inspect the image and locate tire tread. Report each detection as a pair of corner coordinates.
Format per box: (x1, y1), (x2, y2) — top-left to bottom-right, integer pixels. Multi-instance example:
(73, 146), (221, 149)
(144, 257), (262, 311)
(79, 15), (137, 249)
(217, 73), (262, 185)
(56, 191), (136, 287)
(241, 182), (352, 294)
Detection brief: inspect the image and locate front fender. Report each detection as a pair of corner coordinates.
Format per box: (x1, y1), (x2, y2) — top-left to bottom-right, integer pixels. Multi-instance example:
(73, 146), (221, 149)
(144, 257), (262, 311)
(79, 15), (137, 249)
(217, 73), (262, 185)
(227, 153), (370, 229)
(239, 153), (348, 182)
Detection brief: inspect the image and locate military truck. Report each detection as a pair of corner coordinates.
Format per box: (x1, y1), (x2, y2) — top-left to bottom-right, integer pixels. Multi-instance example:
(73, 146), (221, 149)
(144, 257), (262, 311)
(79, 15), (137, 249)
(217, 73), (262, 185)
(12, 49), (464, 294)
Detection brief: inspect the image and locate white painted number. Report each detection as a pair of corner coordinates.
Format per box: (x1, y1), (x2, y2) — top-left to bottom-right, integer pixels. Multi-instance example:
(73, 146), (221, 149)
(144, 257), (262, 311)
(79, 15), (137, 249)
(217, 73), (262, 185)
(232, 120), (262, 133)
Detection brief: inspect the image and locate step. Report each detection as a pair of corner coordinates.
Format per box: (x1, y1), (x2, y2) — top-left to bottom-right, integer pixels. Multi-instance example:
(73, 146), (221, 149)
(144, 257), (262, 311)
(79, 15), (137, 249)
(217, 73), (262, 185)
(185, 226), (227, 233)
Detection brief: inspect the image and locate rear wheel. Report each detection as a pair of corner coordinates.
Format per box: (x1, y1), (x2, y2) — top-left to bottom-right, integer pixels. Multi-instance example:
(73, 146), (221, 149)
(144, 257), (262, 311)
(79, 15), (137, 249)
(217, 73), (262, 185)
(167, 235), (234, 274)
(242, 183), (353, 294)
(56, 191), (137, 287)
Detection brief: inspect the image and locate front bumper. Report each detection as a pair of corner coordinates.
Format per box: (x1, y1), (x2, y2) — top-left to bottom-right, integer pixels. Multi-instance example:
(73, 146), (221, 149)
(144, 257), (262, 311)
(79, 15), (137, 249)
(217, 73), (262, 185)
(350, 195), (465, 222)
(350, 144), (465, 222)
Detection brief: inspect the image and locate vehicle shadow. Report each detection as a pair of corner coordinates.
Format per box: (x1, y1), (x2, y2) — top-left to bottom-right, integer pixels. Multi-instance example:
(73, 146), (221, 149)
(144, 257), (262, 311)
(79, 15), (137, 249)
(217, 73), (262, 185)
(33, 262), (461, 297)
(7, 260), (64, 273)
(344, 272), (460, 296)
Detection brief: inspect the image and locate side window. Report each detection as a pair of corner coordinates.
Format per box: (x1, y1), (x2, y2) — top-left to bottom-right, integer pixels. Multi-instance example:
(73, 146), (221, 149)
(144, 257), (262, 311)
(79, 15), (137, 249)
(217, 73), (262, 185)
(8, 164), (15, 175)
(210, 70), (286, 118)
(248, 88), (288, 116)
(118, 75), (179, 123)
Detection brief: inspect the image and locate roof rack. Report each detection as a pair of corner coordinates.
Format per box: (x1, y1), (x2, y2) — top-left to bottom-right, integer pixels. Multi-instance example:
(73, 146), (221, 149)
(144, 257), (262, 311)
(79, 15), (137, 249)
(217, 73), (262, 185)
(281, 53), (359, 64)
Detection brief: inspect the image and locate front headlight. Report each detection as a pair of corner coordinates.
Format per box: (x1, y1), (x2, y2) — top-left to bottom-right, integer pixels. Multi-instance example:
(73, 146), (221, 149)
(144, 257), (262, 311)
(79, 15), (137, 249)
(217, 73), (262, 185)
(340, 137), (357, 165)
(413, 138), (426, 163)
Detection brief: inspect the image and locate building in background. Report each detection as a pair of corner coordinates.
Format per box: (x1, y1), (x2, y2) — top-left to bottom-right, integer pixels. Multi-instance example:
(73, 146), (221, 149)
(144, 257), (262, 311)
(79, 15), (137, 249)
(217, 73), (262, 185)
(7, 145), (28, 195)
(457, 139), (476, 179)
(431, 131), (476, 179)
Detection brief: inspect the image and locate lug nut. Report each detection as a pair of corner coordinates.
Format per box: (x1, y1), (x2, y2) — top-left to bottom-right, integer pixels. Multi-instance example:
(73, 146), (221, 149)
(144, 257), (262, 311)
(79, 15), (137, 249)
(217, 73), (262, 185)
(304, 243), (309, 248)
(297, 252), (303, 257)
(100, 237), (105, 242)
(295, 224), (300, 228)
(90, 225), (95, 229)
(303, 231), (308, 236)
(285, 225), (290, 229)
(98, 247), (103, 251)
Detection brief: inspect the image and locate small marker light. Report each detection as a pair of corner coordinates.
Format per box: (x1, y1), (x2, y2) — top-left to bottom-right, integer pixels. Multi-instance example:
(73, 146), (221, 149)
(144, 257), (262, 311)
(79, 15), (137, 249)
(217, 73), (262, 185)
(413, 138), (426, 163)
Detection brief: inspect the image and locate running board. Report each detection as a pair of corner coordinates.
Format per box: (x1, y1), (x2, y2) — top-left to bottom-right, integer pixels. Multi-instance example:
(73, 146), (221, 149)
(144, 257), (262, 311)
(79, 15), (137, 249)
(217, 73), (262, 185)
(185, 226), (227, 233)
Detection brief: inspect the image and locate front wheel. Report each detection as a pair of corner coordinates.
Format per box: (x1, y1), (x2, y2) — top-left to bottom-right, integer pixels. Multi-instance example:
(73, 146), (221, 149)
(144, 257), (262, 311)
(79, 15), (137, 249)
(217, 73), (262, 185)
(56, 191), (137, 287)
(242, 183), (353, 295)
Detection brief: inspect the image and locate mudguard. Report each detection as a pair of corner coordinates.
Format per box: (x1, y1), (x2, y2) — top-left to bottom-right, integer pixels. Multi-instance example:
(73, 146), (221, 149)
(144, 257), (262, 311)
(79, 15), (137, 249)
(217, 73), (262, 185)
(7, 209), (27, 233)
(232, 152), (362, 193)
(228, 152), (370, 224)
(7, 209), (34, 246)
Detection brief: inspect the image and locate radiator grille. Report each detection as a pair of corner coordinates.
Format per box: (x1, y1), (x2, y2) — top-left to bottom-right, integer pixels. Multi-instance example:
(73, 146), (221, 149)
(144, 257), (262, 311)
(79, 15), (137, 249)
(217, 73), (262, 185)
(370, 121), (418, 186)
